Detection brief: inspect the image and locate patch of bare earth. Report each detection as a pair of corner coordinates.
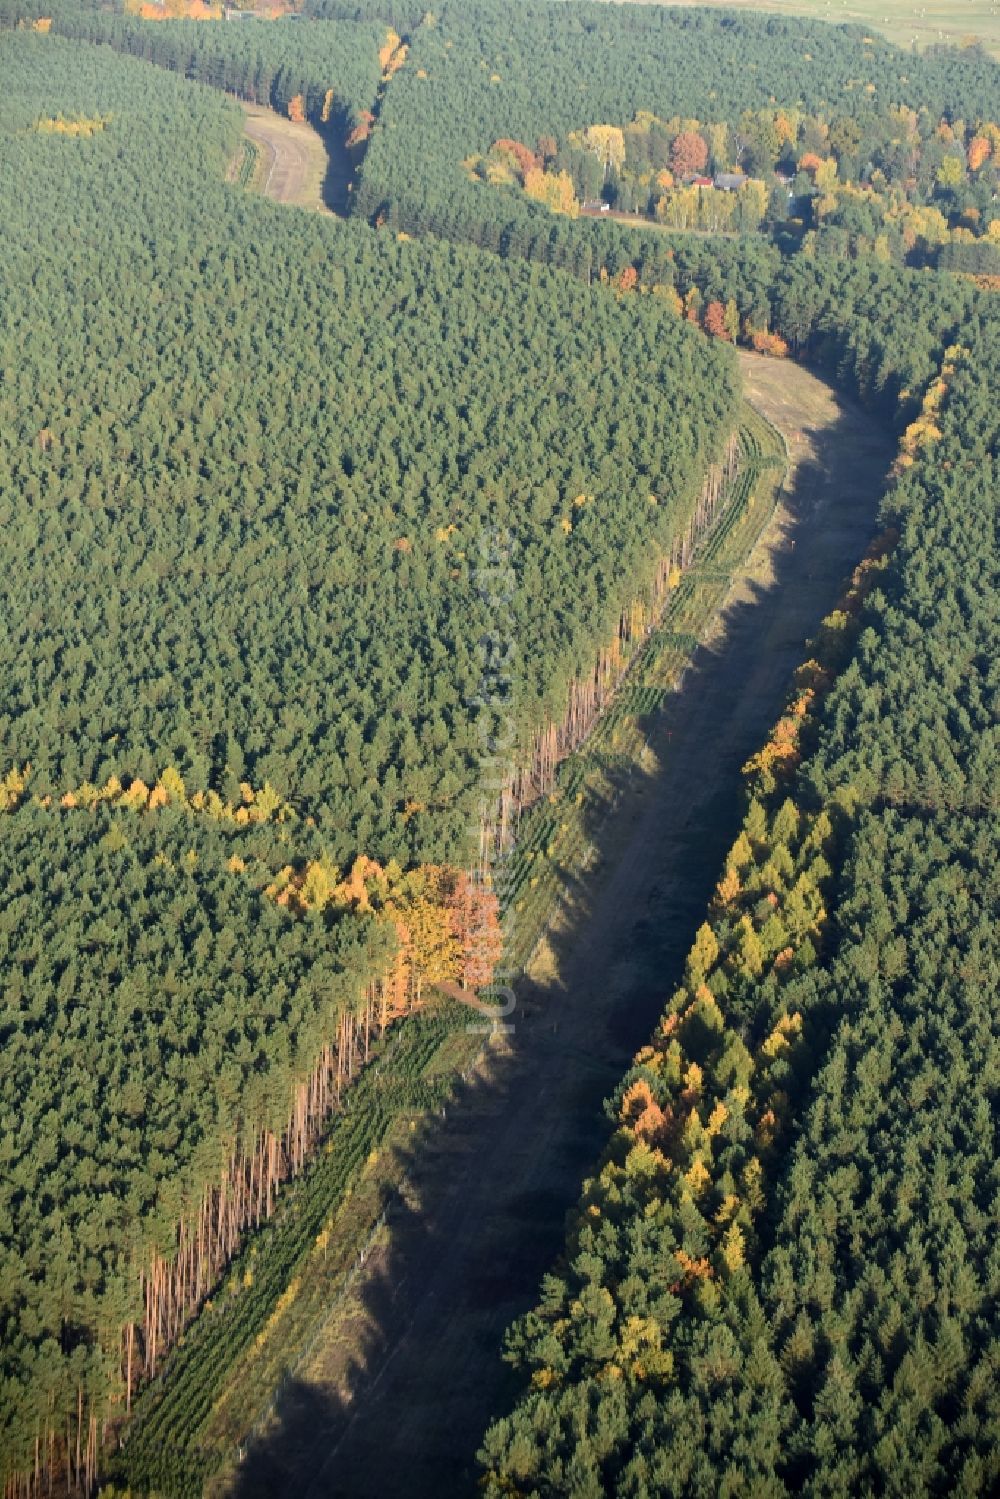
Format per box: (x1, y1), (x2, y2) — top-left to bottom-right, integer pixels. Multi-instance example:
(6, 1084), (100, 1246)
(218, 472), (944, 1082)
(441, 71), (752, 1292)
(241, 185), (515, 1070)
(228, 355), (893, 1499)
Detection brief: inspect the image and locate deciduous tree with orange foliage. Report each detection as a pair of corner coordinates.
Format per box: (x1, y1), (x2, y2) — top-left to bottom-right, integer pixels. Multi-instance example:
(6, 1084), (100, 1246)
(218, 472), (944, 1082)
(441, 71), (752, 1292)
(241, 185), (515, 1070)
(703, 300), (730, 339)
(443, 870), (504, 990)
(967, 134), (991, 171)
(494, 137), (540, 180)
(670, 129), (708, 178)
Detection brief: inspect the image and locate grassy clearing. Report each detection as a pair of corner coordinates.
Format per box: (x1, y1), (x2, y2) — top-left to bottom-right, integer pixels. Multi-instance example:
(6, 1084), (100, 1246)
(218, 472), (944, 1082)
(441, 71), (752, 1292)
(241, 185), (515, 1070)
(589, 207), (739, 237)
(616, 0), (1000, 60)
(737, 348), (840, 478)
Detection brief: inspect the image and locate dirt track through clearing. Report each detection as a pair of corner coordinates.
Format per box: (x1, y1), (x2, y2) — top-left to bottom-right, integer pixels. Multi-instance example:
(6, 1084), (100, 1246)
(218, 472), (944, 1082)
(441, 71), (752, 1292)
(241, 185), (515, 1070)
(242, 105), (332, 212)
(231, 357), (893, 1499)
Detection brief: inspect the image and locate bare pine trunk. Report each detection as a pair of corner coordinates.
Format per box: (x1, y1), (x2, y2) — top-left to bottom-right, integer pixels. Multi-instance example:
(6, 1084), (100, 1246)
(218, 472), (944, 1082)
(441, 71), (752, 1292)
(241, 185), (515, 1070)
(480, 437), (741, 856)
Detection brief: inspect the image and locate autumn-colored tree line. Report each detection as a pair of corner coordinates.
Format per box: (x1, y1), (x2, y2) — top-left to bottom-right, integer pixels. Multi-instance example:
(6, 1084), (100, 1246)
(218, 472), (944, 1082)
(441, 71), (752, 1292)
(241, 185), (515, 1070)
(480, 517), (899, 1463)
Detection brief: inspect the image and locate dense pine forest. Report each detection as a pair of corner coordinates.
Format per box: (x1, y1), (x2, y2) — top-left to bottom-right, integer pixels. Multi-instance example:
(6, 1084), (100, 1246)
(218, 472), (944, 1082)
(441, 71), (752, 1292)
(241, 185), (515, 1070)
(38, 9), (385, 127)
(0, 0), (997, 1493)
(1, 35), (736, 856)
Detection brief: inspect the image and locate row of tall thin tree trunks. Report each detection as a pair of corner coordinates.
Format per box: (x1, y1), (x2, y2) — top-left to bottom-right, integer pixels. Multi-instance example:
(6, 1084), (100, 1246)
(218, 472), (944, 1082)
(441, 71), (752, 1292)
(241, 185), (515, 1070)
(12, 877), (501, 1497)
(9, 980), (392, 1499)
(134, 981), (391, 1389)
(3, 1406), (100, 1499)
(480, 434), (741, 861)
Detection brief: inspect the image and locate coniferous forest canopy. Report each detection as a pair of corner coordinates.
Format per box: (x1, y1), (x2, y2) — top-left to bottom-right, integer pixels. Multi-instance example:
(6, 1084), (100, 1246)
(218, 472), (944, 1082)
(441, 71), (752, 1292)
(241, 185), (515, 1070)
(1, 36), (735, 858)
(9, 4), (386, 126)
(0, 0), (998, 1494)
(481, 318), (1000, 1496)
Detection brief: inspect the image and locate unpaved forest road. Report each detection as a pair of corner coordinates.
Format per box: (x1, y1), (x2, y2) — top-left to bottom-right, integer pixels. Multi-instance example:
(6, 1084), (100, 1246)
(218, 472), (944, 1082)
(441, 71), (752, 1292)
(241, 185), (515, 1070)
(242, 105), (333, 212)
(232, 357), (893, 1499)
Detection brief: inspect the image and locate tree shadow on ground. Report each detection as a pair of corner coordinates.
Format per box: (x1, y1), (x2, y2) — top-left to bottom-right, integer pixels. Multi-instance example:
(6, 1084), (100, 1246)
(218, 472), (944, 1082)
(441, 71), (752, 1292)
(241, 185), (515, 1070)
(230, 397), (892, 1499)
(320, 114), (365, 215)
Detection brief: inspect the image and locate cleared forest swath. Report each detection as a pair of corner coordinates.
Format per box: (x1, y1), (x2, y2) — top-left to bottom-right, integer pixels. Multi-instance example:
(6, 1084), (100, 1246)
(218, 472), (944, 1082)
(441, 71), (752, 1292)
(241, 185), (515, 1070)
(224, 359), (892, 1498)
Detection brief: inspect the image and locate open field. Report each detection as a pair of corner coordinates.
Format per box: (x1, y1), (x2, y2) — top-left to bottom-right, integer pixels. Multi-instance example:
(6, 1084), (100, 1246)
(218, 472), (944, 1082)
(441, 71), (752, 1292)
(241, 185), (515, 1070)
(226, 357), (893, 1498)
(583, 205), (739, 237)
(614, 0), (1000, 59)
(241, 104), (333, 212)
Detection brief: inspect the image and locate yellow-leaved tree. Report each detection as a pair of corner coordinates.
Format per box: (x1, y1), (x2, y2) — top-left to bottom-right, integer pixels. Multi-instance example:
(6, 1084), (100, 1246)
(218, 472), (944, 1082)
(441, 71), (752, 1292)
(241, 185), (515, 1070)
(523, 167), (579, 217)
(582, 124), (625, 175)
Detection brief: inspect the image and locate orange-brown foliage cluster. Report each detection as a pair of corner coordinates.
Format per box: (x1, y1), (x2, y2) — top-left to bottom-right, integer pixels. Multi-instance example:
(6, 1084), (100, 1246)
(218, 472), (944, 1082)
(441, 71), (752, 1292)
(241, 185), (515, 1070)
(703, 300), (730, 339)
(967, 134), (992, 171)
(132, 0), (222, 19)
(346, 109), (375, 147)
(670, 129), (708, 177)
(492, 137), (540, 180)
(379, 28), (408, 79)
(750, 328), (789, 357)
(621, 1079), (670, 1143)
(672, 1249), (714, 1286)
(265, 856), (503, 1012)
